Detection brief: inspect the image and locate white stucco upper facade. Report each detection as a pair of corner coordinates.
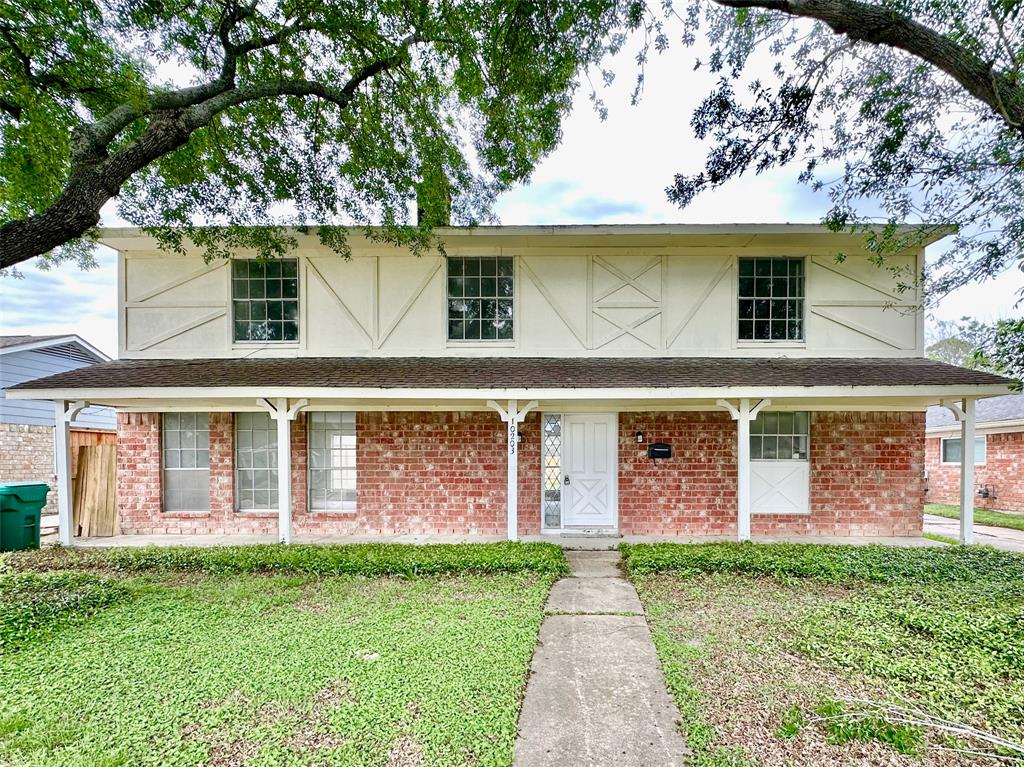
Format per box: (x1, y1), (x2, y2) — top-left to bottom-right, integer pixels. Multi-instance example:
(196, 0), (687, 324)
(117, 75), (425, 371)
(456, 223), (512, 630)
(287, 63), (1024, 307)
(105, 224), (936, 360)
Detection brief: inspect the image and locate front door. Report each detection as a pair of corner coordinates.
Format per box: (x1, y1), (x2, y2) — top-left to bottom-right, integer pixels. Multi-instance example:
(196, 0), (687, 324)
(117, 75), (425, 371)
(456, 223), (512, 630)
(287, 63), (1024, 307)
(562, 414), (617, 528)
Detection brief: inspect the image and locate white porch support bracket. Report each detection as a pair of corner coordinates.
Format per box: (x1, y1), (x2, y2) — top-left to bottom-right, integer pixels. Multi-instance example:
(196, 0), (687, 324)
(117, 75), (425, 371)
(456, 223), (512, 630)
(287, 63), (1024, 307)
(487, 399), (539, 541)
(258, 397), (309, 544)
(53, 399), (87, 546)
(941, 398), (976, 544)
(717, 398), (770, 542)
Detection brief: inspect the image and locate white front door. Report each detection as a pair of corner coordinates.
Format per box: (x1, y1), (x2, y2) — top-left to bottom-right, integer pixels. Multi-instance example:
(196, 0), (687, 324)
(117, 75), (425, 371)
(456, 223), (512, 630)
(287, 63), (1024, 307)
(562, 414), (617, 528)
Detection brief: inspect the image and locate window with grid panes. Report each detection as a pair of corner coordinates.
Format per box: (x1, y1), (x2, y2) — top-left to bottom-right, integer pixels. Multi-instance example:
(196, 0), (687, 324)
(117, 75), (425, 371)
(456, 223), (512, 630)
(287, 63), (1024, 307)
(308, 412), (357, 511)
(738, 257), (805, 341)
(541, 414), (562, 528)
(750, 412), (810, 461)
(232, 259), (299, 342)
(447, 256), (514, 341)
(235, 412), (278, 510)
(162, 413), (210, 511)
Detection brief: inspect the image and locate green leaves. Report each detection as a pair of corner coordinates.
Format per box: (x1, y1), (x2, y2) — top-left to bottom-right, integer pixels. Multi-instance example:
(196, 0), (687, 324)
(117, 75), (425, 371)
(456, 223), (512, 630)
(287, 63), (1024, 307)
(1, 0), (632, 266)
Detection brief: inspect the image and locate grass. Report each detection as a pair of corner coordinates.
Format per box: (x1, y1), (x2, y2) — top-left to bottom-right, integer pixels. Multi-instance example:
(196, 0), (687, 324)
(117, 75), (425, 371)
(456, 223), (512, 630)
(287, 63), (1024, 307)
(0, 542), (566, 767)
(922, 531), (959, 546)
(626, 543), (1024, 765)
(927, 502), (1024, 532)
(2, 540), (570, 578)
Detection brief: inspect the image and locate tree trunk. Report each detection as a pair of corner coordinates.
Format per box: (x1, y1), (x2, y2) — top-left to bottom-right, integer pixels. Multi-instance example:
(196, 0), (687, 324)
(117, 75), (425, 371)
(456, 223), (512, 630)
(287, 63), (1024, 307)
(0, 117), (194, 268)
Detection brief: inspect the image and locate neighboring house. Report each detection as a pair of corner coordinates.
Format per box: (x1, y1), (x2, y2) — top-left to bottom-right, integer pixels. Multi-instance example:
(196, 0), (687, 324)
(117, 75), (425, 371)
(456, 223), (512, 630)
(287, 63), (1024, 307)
(8, 225), (1012, 545)
(0, 335), (116, 513)
(925, 393), (1024, 512)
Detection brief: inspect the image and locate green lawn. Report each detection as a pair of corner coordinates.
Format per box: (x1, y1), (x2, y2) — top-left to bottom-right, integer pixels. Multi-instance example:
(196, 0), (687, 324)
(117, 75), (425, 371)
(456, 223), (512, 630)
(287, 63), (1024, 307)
(927, 503), (1024, 532)
(623, 543), (1024, 766)
(0, 543), (564, 767)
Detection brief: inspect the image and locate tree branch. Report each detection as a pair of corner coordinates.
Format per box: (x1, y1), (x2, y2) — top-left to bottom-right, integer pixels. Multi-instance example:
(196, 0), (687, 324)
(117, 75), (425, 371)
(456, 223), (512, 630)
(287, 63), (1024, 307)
(711, 0), (1024, 131)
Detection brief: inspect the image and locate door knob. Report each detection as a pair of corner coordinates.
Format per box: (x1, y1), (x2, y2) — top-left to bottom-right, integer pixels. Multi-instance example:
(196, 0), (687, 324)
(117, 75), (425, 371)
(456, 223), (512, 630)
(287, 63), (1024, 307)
(564, 475), (570, 485)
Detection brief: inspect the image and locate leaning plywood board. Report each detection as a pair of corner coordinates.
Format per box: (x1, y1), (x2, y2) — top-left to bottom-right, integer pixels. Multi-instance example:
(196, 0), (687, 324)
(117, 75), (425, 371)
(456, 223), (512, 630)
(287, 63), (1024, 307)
(73, 445), (118, 537)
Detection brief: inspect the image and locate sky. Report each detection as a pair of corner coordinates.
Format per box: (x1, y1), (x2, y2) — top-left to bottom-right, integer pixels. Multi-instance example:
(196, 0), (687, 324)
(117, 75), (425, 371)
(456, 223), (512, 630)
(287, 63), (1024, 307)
(1, 39), (1021, 359)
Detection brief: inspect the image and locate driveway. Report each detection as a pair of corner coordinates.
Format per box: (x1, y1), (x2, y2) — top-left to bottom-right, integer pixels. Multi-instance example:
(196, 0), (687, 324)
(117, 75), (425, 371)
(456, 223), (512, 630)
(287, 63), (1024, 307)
(924, 514), (1024, 553)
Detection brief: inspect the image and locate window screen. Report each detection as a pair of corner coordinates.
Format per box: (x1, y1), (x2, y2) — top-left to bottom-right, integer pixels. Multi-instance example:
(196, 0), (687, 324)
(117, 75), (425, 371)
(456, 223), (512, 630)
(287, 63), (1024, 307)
(232, 259), (299, 342)
(162, 413), (210, 511)
(447, 256), (514, 341)
(941, 436), (986, 464)
(235, 412), (278, 510)
(738, 257), (805, 341)
(751, 411), (810, 460)
(308, 412), (357, 511)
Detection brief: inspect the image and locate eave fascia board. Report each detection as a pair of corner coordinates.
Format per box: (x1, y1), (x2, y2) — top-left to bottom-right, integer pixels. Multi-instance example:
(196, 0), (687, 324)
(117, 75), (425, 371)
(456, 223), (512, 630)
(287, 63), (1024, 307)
(7, 382), (1013, 403)
(926, 418), (1024, 437)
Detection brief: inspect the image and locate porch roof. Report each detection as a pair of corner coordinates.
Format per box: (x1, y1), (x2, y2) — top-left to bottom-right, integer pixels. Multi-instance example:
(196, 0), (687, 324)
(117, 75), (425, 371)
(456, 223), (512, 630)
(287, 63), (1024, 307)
(8, 356), (1012, 410)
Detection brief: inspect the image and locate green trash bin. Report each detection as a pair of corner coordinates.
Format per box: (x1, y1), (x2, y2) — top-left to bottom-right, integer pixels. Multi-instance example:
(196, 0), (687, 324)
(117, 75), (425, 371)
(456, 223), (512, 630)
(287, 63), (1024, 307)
(0, 482), (50, 552)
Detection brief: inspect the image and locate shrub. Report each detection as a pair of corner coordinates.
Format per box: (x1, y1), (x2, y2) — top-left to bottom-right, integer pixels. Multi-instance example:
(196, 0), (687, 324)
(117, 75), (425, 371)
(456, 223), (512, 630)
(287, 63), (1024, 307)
(620, 542), (1024, 584)
(5, 541), (569, 578)
(0, 572), (126, 652)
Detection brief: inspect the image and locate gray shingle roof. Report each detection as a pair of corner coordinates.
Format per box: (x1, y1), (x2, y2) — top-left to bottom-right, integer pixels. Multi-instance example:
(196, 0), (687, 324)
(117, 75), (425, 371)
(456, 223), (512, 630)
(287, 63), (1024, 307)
(9, 356), (1013, 391)
(927, 393), (1024, 427)
(0, 335), (64, 350)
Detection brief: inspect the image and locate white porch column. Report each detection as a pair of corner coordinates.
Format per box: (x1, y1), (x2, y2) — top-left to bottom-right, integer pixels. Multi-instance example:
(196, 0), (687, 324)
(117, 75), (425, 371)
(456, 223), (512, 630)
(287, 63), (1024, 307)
(259, 398), (308, 544)
(717, 398), (770, 542)
(487, 399), (538, 541)
(960, 398), (976, 545)
(53, 399), (86, 546)
(941, 397), (977, 545)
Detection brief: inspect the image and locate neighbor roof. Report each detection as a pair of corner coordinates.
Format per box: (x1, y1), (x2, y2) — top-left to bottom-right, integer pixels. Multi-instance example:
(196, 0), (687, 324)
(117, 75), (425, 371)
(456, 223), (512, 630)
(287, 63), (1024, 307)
(927, 393), (1024, 428)
(10, 356), (1011, 392)
(0, 334), (109, 361)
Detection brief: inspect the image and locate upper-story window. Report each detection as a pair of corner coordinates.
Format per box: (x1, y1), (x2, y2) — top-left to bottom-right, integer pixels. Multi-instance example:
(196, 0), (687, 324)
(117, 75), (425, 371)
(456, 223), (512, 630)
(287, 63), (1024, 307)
(738, 257), (804, 342)
(232, 260), (299, 343)
(447, 256), (514, 341)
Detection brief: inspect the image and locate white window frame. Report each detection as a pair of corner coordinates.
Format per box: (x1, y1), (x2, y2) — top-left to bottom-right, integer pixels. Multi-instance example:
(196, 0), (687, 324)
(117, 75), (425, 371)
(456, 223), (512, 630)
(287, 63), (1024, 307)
(941, 436), (986, 465)
(446, 256), (515, 343)
(736, 256), (806, 344)
(307, 412), (357, 513)
(161, 413), (210, 513)
(234, 412), (278, 511)
(231, 258), (300, 344)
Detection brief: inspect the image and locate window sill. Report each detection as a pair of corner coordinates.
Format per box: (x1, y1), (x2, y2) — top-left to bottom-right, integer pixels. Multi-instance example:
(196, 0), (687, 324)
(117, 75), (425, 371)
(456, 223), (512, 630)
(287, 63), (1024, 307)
(308, 509), (357, 516)
(751, 510), (811, 516)
(231, 342), (301, 349)
(161, 510), (212, 517)
(234, 510), (279, 517)
(445, 341), (516, 348)
(736, 341), (807, 349)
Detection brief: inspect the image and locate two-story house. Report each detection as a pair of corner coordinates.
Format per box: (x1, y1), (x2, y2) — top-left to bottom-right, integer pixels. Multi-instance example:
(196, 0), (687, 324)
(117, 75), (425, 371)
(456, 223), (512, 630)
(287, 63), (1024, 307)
(9, 224), (1012, 546)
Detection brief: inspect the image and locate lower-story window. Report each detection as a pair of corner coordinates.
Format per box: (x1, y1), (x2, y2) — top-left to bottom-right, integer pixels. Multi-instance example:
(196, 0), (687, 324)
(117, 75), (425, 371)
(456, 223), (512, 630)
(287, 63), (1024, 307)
(750, 411), (810, 515)
(941, 435), (986, 464)
(235, 412), (278, 510)
(541, 414), (562, 528)
(162, 413), (210, 512)
(308, 412), (357, 511)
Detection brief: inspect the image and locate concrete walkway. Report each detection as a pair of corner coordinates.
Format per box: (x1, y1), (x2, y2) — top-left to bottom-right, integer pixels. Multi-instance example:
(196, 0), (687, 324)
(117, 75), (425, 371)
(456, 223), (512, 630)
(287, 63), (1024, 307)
(925, 513), (1024, 552)
(514, 550), (689, 767)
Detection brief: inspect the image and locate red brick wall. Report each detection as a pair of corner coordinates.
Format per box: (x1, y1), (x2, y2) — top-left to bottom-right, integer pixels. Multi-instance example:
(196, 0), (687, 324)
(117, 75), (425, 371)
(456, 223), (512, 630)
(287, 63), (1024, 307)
(117, 410), (541, 537)
(754, 412), (924, 537)
(925, 431), (1024, 512)
(618, 412), (738, 535)
(116, 409), (924, 538)
(617, 411), (924, 537)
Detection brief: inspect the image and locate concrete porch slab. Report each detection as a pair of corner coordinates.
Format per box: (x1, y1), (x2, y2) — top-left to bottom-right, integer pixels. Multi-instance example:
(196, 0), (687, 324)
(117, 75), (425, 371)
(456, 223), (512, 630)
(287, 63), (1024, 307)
(566, 550), (622, 577)
(545, 577), (643, 615)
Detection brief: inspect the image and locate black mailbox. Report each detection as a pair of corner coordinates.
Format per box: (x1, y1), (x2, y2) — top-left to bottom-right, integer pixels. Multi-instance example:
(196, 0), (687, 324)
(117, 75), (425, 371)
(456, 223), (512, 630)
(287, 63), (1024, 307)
(648, 442), (671, 459)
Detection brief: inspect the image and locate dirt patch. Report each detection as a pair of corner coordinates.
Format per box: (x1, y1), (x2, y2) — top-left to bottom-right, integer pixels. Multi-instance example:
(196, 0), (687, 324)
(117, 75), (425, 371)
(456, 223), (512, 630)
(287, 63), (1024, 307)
(644, 574), (980, 767)
(386, 733), (426, 767)
(183, 680), (352, 764)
